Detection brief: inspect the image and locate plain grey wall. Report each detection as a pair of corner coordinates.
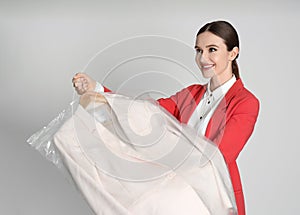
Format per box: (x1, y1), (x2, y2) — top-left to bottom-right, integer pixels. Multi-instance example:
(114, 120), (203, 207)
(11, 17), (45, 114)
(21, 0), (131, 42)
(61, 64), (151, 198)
(1, 0), (299, 214)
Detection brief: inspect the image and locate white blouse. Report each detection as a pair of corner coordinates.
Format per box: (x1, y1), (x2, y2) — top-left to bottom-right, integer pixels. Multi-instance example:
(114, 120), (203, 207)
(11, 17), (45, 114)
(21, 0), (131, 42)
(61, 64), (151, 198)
(187, 76), (236, 136)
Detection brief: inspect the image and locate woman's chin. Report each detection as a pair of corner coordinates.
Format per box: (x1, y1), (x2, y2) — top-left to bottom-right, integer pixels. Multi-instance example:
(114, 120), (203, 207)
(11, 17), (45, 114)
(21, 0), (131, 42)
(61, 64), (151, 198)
(201, 71), (214, 79)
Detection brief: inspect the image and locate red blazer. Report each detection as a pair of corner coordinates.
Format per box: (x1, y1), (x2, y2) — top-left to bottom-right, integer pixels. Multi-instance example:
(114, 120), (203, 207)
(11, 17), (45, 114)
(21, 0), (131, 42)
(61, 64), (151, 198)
(104, 78), (259, 215)
(157, 78), (259, 215)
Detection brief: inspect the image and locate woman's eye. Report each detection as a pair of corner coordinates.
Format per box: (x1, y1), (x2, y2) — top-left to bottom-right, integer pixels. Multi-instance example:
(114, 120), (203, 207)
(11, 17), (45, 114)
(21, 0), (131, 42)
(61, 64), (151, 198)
(209, 47), (217, 52)
(195, 49), (202, 54)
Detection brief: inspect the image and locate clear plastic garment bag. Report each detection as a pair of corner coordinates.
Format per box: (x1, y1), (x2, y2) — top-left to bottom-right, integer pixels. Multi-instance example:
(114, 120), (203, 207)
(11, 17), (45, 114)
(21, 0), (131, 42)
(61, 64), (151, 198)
(27, 92), (237, 215)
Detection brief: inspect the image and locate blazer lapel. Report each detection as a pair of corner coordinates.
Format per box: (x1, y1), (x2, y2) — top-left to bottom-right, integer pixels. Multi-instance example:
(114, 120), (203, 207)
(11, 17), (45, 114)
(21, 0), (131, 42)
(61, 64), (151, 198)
(205, 79), (244, 140)
(180, 85), (207, 124)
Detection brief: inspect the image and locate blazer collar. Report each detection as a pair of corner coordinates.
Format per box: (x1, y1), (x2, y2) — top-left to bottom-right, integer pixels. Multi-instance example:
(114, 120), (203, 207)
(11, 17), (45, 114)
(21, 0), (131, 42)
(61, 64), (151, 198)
(193, 78), (243, 110)
(204, 78), (244, 138)
(224, 78), (244, 104)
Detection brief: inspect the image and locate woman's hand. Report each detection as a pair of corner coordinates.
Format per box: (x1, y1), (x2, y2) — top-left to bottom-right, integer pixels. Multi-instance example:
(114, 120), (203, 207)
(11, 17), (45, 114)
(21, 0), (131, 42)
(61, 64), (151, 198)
(72, 73), (96, 95)
(79, 91), (107, 108)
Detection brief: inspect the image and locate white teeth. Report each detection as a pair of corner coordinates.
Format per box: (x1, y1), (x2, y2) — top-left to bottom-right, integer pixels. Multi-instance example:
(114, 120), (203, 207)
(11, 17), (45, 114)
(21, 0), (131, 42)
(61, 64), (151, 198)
(202, 65), (213, 69)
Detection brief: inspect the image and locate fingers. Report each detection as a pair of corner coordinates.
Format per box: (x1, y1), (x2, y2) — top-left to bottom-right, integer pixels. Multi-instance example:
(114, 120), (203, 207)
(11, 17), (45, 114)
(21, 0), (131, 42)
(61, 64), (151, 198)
(72, 73), (90, 86)
(72, 73), (97, 95)
(75, 86), (85, 95)
(73, 73), (88, 95)
(72, 73), (84, 83)
(74, 82), (87, 91)
(73, 72), (91, 81)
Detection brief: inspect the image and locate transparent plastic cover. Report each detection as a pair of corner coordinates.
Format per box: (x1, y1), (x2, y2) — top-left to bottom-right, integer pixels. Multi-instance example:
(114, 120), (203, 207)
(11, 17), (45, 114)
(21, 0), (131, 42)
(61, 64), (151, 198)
(27, 92), (237, 215)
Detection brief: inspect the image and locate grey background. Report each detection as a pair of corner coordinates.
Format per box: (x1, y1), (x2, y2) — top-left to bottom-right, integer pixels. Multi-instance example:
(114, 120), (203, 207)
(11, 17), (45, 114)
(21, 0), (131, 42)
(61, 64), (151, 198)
(1, 0), (299, 214)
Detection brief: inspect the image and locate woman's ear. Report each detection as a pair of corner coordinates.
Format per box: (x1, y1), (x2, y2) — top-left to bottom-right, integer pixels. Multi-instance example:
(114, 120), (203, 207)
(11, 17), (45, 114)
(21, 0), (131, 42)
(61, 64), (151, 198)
(229, 47), (239, 61)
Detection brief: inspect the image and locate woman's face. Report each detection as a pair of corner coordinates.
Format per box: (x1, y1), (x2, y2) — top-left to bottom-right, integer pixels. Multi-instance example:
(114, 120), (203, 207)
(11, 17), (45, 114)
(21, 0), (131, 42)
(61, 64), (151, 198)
(195, 31), (237, 80)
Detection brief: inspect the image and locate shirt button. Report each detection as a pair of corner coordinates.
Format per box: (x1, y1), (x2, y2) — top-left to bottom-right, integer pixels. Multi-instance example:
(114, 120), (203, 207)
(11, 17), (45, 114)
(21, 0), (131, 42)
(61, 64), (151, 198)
(200, 116), (203, 120)
(208, 101), (211, 104)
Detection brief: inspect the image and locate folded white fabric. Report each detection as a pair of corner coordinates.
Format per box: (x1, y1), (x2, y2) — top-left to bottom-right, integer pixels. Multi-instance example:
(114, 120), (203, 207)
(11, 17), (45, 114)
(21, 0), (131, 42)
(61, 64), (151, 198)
(49, 93), (236, 215)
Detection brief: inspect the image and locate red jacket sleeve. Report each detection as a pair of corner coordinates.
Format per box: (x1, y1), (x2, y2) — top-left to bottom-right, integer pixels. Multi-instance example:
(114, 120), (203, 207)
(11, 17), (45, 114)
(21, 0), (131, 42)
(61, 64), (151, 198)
(103, 84), (180, 116)
(157, 85), (196, 121)
(103, 86), (112, 92)
(157, 94), (179, 118)
(102, 84), (198, 122)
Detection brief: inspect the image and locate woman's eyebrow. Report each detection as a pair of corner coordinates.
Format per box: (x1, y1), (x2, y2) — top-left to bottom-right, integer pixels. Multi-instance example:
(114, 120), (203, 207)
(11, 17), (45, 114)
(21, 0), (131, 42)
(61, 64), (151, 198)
(194, 44), (219, 49)
(206, 44), (219, 48)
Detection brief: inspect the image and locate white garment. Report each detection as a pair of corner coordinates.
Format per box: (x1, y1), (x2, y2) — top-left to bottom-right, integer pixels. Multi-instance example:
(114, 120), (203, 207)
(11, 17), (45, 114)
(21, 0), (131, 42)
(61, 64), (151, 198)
(95, 76), (236, 136)
(94, 81), (105, 94)
(187, 76), (236, 135)
(52, 93), (237, 215)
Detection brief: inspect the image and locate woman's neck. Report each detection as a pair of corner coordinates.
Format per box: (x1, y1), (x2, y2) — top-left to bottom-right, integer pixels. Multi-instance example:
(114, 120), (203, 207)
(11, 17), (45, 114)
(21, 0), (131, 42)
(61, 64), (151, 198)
(210, 72), (233, 91)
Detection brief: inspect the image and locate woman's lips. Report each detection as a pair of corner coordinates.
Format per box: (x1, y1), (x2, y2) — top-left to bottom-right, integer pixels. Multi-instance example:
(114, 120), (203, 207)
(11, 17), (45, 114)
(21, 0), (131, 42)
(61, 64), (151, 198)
(201, 64), (214, 71)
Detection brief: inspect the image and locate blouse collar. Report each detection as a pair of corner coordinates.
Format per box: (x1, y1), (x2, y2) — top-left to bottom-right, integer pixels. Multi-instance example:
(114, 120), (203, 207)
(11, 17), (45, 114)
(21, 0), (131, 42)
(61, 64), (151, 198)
(206, 75), (237, 101)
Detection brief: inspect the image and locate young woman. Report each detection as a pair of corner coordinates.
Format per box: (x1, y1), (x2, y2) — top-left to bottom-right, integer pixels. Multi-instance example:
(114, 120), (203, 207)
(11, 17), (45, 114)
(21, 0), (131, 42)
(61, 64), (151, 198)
(73, 20), (260, 215)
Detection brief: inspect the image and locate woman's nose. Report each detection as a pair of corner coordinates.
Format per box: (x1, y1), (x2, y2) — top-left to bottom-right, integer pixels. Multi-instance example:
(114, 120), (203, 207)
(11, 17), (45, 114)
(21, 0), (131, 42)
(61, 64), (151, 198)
(196, 51), (208, 64)
(201, 51), (210, 63)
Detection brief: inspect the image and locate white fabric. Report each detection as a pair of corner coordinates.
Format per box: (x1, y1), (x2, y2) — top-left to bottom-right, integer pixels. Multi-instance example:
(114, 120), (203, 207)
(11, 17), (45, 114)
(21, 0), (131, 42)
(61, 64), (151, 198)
(94, 76), (236, 136)
(94, 81), (105, 94)
(188, 76), (236, 135)
(94, 82), (105, 94)
(53, 93), (237, 215)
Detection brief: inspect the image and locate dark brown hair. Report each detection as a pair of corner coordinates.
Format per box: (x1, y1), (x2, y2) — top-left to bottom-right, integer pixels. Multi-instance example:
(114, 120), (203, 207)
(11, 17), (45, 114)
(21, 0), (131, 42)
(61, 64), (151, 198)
(197, 20), (240, 79)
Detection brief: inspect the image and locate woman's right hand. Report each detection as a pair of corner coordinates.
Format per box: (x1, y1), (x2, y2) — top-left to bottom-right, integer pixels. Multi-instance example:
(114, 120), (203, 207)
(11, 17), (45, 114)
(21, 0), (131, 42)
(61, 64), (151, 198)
(72, 73), (96, 95)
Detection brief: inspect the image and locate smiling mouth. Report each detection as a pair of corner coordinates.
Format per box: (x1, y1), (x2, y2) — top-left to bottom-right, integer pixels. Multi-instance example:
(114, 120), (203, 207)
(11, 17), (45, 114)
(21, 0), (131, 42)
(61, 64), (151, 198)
(201, 64), (214, 70)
